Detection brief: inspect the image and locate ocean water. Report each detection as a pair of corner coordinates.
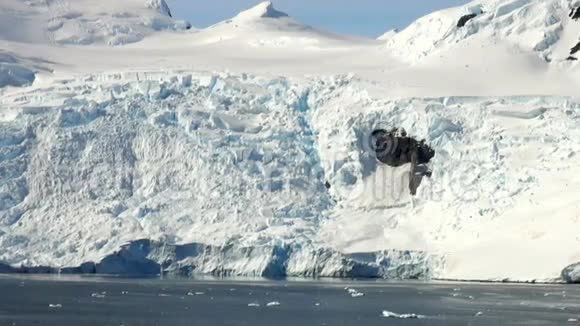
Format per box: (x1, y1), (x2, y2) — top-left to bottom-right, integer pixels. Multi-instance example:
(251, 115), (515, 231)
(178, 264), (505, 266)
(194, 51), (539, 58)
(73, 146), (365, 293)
(0, 276), (578, 325)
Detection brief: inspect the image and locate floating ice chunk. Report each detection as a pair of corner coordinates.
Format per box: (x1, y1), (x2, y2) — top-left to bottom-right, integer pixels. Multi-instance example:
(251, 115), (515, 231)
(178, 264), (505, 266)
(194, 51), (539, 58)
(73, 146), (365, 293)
(248, 303), (261, 307)
(382, 310), (425, 319)
(266, 301), (281, 307)
(49, 304), (62, 309)
(347, 288), (364, 297)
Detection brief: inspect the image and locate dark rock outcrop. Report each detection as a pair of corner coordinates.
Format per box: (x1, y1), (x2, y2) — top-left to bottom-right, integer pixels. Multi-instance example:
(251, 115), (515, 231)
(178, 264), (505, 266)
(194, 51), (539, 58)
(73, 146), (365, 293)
(570, 7), (580, 20)
(570, 41), (580, 55)
(370, 128), (435, 195)
(457, 13), (478, 28)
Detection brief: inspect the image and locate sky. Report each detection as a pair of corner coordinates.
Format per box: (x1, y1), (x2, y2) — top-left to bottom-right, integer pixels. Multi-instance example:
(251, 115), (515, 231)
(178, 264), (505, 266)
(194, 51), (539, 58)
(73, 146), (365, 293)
(167, 0), (470, 38)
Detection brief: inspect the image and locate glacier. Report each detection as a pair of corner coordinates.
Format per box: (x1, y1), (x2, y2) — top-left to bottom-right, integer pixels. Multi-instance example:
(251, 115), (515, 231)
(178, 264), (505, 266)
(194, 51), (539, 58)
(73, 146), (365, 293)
(0, 71), (579, 281)
(0, 0), (580, 282)
(0, 72), (437, 279)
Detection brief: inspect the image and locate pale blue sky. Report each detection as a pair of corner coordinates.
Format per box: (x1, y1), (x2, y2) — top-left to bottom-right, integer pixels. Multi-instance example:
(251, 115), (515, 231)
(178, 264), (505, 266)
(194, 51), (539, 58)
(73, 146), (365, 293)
(166, 0), (470, 38)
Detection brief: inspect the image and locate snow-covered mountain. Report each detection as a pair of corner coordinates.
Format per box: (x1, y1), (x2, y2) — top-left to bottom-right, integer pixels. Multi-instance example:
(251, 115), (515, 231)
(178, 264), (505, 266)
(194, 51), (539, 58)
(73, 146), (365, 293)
(0, 0), (191, 46)
(0, 0), (580, 283)
(186, 1), (369, 48)
(384, 0), (580, 63)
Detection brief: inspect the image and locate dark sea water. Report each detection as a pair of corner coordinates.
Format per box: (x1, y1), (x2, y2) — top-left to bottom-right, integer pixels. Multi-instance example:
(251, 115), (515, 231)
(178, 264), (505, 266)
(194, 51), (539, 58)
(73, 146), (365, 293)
(0, 275), (578, 326)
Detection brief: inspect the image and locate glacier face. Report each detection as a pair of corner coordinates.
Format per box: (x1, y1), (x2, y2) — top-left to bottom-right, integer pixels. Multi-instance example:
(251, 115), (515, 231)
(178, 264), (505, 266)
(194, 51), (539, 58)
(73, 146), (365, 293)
(1, 71), (580, 281)
(562, 262), (580, 283)
(0, 52), (36, 88)
(0, 73), (331, 267)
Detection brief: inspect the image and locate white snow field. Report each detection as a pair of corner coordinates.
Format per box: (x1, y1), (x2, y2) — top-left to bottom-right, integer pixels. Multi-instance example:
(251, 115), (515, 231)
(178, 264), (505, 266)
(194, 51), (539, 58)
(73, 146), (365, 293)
(0, 0), (580, 282)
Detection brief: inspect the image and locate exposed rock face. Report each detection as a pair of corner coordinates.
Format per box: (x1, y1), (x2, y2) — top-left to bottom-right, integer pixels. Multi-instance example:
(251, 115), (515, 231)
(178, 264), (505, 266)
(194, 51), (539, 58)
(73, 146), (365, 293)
(570, 41), (580, 55)
(570, 6), (580, 20)
(457, 13), (478, 28)
(371, 129), (435, 195)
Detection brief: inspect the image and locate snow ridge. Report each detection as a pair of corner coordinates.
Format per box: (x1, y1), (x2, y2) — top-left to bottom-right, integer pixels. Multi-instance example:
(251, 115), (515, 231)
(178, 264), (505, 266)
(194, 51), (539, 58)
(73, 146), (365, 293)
(235, 1), (289, 21)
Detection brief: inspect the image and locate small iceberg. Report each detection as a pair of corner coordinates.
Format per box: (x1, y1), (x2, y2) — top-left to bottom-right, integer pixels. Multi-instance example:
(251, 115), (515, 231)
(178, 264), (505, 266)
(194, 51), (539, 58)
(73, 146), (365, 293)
(346, 288), (364, 297)
(266, 301), (281, 307)
(382, 310), (425, 319)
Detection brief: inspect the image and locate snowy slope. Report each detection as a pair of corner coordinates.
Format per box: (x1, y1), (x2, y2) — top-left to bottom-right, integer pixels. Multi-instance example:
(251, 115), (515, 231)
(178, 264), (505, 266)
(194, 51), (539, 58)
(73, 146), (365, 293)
(0, 1), (580, 282)
(0, 0), (191, 45)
